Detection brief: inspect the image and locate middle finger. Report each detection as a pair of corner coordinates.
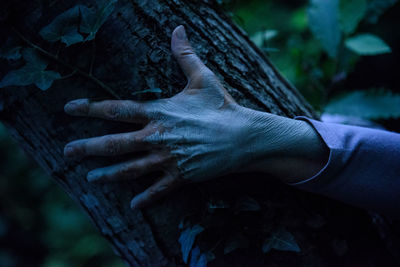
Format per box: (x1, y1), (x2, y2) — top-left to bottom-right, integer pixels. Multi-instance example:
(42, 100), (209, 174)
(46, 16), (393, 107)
(64, 128), (154, 157)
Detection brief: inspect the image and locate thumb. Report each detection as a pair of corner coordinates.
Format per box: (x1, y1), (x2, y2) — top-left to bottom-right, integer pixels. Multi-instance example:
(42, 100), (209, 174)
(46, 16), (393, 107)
(171, 25), (207, 81)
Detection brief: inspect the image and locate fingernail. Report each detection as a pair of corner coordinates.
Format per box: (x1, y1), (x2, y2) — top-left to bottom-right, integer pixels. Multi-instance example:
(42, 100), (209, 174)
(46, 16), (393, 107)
(175, 25), (187, 40)
(64, 99), (89, 115)
(64, 145), (75, 157)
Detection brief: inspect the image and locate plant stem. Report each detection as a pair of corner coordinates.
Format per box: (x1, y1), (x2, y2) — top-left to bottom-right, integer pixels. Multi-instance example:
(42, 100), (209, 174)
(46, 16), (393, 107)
(13, 28), (120, 99)
(60, 70), (78, 79)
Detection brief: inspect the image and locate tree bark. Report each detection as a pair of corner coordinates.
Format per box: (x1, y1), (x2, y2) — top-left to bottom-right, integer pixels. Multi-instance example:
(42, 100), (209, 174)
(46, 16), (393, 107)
(0, 0), (397, 266)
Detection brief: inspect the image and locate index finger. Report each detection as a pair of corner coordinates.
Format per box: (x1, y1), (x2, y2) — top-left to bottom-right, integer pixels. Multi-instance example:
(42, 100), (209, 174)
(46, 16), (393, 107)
(64, 98), (156, 123)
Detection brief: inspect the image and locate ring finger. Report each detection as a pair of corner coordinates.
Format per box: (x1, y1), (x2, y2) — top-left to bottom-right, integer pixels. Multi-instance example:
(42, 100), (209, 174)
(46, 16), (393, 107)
(86, 150), (171, 182)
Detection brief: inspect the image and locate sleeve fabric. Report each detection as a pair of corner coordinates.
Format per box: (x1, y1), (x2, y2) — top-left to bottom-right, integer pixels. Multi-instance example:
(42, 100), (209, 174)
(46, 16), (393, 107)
(290, 116), (400, 219)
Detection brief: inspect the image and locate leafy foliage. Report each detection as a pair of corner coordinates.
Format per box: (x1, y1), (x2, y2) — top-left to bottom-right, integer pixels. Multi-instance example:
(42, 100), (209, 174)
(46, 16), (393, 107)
(339, 0), (367, 35)
(39, 5), (84, 46)
(1, 0), (118, 93)
(80, 0), (117, 41)
(40, 0), (117, 45)
(307, 0), (341, 58)
(262, 228), (301, 254)
(324, 89), (400, 119)
(345, 33), (391, 55)
(178, 224), (204, 264)
(0, 41), (21, 61)
(2, 0), (399, 265)
(189, 246), (207, 267)
(0, 48), (61, 90)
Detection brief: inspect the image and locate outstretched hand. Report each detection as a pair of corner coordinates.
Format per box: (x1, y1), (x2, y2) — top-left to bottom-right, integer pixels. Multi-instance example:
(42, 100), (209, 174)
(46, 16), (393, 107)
(64, 26), (252, 209)
(64, 25), (329, 209)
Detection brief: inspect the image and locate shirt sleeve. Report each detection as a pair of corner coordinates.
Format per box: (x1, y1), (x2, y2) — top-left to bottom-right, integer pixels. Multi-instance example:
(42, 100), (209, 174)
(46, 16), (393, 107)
(289, 116), (400, 219)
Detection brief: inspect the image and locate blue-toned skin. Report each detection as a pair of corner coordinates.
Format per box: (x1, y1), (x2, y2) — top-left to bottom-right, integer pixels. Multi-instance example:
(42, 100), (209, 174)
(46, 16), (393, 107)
(63, 25), (399, 219)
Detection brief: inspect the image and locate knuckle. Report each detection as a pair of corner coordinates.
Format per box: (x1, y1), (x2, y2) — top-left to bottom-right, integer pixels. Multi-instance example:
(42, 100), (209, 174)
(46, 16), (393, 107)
(144, 100), (166, 119)
(105, 103), (122, 119)
(173, 45), (193, 57)
(179, 47), (194, 57)
(132, 133), (145, 145)
(128, 101), (149, 120)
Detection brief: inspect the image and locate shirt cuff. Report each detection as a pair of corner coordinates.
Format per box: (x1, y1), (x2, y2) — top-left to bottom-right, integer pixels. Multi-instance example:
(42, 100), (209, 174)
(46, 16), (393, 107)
(287, 116), (348, 194)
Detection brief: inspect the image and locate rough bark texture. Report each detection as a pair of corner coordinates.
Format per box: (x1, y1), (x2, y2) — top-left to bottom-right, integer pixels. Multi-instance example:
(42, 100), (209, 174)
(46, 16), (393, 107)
(0, 0), (398, 266)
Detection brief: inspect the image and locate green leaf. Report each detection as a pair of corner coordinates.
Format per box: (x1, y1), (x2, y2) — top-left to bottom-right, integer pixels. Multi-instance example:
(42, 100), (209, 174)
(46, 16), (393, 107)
(60, 27), (85, 46)
(307, 0), (341, 58)
(80, 0), (117, 41)
(0, 41), (22, 61)
(339, 0), (367, 35)
(22, 48), (47, 68)
(324, 89), (400, 119)
(0, 64), (61, 91)
(365, 0), (398, 24)
(345, 33), (391, 55)
(0, 48), (61, 90)
(262, 229), (301, 254)
(39, 5), (84, 46)
(179, 224), (204, 264)
(250, 30), (278, 48)
(189, 246), (207, 267)
(131, 88), (162, 96)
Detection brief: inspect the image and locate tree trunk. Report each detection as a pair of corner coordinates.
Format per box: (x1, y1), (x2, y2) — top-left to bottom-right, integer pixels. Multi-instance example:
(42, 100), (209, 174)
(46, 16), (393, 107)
(0, 0), (397, 266)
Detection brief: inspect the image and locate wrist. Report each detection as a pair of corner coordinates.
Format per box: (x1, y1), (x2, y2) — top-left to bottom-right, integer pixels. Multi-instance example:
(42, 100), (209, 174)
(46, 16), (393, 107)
(238, 108), (328, 183)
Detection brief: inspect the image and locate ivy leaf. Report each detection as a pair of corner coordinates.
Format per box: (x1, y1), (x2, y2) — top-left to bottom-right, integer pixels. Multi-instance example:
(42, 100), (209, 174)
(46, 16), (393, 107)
(39, 5), (84, 46)
(324, 89), (400, 119)
(22, 48), (47, 68)
(365, 0), (398, 24)
(0, 41), (22, 61)
(189, 246), (207, 267)
(0, 48), (61, 90)
(131, 88), (162, 96)
(262, 229), (301, 254)
(60, 27), (85, 46)
(308, 0), (341, 58)
(345, 33), (391, 55)
(178, 224), (204, 264)
(339, 0), (367, 35)
(80, 0), (117, 41)
(0, 64), (61, 90)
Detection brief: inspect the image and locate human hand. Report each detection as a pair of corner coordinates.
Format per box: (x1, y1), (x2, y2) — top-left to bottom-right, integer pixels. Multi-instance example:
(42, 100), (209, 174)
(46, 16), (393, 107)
(63, 25), (328, 209)
(64, 25), (255, 208)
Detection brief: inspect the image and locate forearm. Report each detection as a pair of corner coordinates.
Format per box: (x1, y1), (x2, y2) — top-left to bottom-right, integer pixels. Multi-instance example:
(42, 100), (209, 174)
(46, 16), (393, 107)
(241, 110), (400, 218)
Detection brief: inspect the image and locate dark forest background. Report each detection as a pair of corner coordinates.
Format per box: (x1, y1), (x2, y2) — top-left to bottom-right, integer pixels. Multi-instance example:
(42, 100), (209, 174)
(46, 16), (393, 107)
(1, 0), (399, 266)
